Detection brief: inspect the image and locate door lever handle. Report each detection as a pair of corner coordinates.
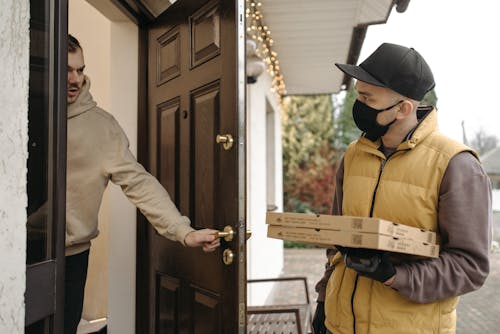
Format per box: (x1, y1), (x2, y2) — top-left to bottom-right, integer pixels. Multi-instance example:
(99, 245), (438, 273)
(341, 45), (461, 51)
(215, 226), (251, 242)
(215, 225), (235, 242)
(216, 134), (234, 150)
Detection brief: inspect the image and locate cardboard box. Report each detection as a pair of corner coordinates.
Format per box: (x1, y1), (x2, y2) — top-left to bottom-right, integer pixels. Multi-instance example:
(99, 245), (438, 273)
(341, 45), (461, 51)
(267, 225), (439, 258)
(266, 212), (437, 244)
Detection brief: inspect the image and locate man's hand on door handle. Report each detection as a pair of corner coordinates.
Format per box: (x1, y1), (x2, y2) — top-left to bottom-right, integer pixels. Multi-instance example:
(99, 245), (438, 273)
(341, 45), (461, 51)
(185, 229), (221, 252)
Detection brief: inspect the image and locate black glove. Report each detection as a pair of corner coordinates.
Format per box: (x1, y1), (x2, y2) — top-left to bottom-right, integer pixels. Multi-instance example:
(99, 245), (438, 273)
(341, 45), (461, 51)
(334, 245), (348, 255)
(312, 301), (327, 334)
(343, 248), (396, 283)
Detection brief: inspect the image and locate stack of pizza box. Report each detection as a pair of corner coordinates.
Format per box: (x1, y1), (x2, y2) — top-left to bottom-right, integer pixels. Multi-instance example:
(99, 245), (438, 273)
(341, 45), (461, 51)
(266, 212), (439, 258)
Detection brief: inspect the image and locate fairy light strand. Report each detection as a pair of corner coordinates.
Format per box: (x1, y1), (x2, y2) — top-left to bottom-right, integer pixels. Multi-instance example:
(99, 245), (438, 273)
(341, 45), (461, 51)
(245, 0), (286, 102)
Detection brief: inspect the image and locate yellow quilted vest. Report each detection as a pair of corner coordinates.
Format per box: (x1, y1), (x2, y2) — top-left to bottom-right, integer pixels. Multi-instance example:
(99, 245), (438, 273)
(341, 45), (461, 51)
(324, 109), (476, 334)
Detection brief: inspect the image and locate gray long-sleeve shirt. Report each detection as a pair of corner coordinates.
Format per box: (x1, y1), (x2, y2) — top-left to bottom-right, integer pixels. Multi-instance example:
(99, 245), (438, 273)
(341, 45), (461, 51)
(315, 150), (492, 303)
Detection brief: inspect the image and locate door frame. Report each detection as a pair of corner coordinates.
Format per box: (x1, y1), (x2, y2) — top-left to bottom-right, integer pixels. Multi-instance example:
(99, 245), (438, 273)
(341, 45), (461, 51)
(111, 0), (247, 332)
(25, 0), (68, 330)
(235, 0), (247, 331)
(105, 3), (154, 332)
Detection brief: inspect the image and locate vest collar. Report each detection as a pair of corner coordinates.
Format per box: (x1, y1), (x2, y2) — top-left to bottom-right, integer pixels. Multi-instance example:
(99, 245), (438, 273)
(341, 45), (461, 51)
(356, 137), (386, 159)
(397, 107), (436, 150)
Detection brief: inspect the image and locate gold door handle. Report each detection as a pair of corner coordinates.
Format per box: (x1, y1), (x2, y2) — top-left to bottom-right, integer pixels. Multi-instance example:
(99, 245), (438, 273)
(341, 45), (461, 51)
(216, 134), (234, 150)
(216, 225), (235, 242)
(215, 226), (251, 242)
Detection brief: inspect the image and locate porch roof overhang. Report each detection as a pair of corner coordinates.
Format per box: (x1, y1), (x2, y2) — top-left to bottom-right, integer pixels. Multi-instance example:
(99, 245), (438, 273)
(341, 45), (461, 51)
(260, 0), (410, 95)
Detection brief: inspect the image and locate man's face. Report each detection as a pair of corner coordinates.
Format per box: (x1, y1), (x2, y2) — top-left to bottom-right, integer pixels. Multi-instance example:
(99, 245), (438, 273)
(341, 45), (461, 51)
(355, 80), (401, 126)
(67, 48), (85, 104)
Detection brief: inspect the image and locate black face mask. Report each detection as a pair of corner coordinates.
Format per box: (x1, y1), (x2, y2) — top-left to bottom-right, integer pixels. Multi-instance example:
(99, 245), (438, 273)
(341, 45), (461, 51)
(352, 100), (402, 141)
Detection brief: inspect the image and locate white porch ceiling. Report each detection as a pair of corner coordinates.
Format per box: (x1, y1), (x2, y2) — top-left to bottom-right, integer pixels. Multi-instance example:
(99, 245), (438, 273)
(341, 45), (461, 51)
(259, 0), (395, 95)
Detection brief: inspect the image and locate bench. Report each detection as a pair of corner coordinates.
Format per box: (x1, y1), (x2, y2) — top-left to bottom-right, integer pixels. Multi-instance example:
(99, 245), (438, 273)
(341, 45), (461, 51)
(247, 277), (312, 334)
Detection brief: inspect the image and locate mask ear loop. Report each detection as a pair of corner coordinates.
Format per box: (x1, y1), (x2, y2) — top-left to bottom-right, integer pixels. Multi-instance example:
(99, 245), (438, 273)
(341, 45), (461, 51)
(382, 100), (404, 112)
(376, 100), (403, 127)
(382, 100), (404, 127)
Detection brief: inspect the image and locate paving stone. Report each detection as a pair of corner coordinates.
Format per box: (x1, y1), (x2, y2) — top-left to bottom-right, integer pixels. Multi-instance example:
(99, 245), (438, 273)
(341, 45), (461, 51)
(281, 248), (500, 333)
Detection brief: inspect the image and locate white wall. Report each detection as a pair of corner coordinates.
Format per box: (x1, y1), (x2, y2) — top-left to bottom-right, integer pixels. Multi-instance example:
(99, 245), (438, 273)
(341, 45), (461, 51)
(0, 0), (29, 333)
(70, 1), (138, 333)
(493, 190), (500, 211)
(246, 71), (284, 305)
(107, 20), (138, 334)
(69, 0), (112, 322)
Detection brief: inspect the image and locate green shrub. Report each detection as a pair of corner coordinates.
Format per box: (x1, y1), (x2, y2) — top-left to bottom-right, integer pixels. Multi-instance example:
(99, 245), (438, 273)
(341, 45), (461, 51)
(284, 240), (315, 249)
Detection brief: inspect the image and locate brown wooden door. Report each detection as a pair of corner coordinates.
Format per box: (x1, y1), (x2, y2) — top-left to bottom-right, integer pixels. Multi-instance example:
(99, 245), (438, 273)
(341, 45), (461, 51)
(137, 0), (246, 333)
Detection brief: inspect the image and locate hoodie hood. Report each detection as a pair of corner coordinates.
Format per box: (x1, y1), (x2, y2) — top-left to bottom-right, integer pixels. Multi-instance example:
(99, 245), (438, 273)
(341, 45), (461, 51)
(68, 75), (97, 119)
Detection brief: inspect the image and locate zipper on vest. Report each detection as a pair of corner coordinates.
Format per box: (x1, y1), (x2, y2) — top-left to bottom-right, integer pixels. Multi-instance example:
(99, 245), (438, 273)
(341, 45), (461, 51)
(369, 158), (387, 217)
(351, 274), (360, 334)
(351, 157), (387, 333)
(369, 149), (407, 216)
(351, 152), (398, 333)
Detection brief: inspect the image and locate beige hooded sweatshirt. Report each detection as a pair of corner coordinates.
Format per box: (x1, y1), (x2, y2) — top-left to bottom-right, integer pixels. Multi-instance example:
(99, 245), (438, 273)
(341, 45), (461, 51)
(66, 77), (194, 255)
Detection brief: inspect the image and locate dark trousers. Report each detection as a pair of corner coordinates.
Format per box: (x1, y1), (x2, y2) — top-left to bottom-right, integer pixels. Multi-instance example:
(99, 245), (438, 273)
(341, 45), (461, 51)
(64, 250), (90, 334)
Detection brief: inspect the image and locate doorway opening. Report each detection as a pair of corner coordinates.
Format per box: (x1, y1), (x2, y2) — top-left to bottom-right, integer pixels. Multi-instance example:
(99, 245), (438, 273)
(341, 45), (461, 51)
(69, 1), (138, 332)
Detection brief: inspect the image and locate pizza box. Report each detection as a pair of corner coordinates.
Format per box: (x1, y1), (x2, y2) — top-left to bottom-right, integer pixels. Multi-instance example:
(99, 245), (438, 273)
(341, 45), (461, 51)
(267, 225), (439, 258)
(266, 212), (437, 244)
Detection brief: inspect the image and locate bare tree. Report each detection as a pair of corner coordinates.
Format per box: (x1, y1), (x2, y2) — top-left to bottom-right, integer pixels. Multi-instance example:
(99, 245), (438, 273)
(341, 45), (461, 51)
(470, 127), (498, 155)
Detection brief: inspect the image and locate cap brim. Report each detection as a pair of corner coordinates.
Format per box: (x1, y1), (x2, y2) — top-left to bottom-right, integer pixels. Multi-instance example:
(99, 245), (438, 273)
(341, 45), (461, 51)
(335, 63), (386, 88)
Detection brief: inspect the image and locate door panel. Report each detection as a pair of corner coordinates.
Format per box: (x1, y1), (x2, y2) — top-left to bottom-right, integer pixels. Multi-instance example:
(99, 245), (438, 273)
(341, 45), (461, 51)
(156, 274), (181, 333)
(157, 97), (181, 204)
(190, 4), (221, 68)
(191, 81), (220, 229)
(139, 0), (245, 333)
(191, 285), (222, 334)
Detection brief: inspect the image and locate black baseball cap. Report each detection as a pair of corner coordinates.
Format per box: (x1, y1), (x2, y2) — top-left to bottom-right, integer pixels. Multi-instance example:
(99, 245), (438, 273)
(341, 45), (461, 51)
(335, 43), (435, 101)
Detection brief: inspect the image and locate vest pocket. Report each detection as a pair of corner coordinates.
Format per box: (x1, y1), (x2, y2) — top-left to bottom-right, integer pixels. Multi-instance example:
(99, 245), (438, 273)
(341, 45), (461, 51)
(369, 282), (441, 333)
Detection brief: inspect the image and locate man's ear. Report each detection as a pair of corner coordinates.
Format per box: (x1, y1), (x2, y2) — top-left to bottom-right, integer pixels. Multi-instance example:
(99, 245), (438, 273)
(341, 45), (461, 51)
(396, 100), (414, 119)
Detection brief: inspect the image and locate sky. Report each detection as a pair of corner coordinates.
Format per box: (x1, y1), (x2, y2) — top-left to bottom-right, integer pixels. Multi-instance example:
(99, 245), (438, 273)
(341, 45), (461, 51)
(359, 0), (500, 143)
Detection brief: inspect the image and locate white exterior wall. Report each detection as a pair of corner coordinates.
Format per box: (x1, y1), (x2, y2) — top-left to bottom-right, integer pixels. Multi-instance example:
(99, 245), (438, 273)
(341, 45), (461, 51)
(246, 71), (284, 305)
(0, 0), (29, 333)
(493, 190), (500, 211)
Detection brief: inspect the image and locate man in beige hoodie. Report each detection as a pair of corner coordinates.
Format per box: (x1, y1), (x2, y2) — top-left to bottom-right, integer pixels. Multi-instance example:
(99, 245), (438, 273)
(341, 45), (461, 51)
(64, 34), (220, 334)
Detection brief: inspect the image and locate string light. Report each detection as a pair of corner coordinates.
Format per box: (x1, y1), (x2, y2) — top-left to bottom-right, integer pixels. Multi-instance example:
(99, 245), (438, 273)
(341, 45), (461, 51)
(246, 0), (286, 102)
